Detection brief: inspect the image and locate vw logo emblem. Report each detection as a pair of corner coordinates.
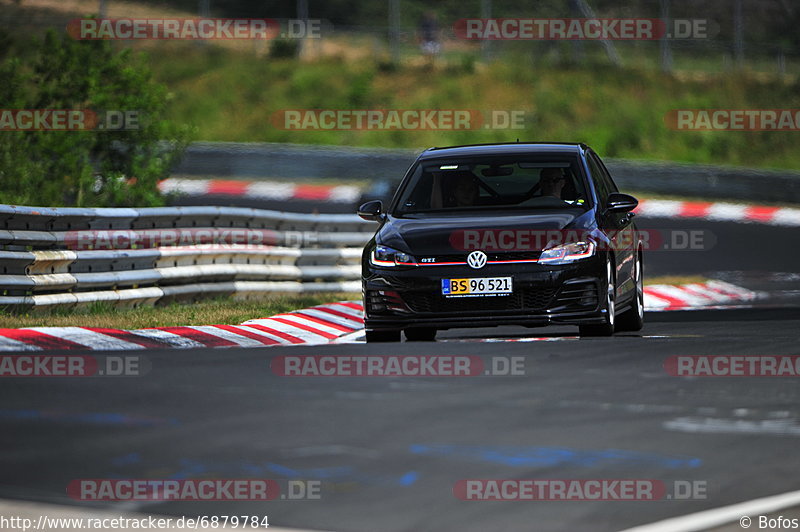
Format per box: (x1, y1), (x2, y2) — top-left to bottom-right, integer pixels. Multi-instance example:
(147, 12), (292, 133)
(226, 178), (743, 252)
(467, 250), (488, 269)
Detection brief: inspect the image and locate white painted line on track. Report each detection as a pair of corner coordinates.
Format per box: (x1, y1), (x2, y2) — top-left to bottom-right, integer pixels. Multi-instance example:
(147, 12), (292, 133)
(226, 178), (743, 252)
(331, 330), (366, 343)
(442, 336), (580, 343)
(618, 489), (800, 532)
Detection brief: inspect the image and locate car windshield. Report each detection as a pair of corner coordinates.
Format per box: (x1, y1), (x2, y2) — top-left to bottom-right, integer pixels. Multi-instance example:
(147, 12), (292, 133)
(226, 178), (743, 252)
(393, 156), (590, 215)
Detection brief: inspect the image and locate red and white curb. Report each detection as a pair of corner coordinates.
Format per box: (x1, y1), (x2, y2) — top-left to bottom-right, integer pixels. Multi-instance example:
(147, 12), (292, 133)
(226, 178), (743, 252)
(0, 281), (763, 351)
(158, 178), (361, 204)
(644, 280), (763, 311)
(635, 199), (800, 226)
(0, 302), (363, 352)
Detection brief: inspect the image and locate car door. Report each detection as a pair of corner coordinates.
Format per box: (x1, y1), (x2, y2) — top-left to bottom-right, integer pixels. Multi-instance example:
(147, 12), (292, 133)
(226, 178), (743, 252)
(587, 152), (636, 300)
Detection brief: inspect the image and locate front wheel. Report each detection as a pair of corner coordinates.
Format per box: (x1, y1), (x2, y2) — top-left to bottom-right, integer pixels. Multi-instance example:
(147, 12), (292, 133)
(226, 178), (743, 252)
(616, 252), (644, 332)
(365, 329), (401, 343)
(579, 260), (616, 337)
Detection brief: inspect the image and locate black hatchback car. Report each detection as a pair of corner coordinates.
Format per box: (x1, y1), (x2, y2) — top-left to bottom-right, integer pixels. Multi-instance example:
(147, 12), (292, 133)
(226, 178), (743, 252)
(358, 142), (644, 342)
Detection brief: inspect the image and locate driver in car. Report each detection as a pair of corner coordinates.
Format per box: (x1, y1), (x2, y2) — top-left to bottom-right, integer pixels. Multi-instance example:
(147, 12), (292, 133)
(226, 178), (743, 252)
(539, 167), (567, 199)
(519, 168), (570, 207)
(431, 171), (479, 208)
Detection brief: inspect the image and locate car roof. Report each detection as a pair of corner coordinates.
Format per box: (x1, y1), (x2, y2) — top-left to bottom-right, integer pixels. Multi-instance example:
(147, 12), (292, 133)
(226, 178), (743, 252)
(418, 142), (589, 160)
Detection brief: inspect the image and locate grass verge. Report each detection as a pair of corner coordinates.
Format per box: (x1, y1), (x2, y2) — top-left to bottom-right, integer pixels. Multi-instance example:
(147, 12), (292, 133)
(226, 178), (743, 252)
(644, 275), (708, 286)
(142, 47), (800, 170)
(4, 1), (800, 171)
(0, 293), (359, 330)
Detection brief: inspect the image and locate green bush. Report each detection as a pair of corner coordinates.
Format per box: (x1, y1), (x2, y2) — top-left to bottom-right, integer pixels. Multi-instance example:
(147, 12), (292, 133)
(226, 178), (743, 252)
(0, 29), (192, 207)
(270, 39), (300, 59)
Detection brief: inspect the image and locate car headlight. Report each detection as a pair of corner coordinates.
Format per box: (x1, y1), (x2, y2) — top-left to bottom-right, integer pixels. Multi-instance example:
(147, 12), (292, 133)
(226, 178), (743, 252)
(370, 245), (416, 267)
(538, 241), (595, 264)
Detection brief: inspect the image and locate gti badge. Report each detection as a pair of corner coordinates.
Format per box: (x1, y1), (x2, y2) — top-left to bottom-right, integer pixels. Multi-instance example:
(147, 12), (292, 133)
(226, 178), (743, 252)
(467, 250), (488, 269)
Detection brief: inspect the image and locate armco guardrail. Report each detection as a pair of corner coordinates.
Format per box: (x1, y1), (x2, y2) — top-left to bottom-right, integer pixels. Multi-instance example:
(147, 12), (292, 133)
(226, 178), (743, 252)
(174, 142), (800, 204)
(0, 205), (373, 311)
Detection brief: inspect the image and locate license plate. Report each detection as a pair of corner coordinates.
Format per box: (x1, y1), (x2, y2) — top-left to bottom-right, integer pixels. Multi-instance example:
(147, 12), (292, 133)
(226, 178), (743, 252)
(441, 277), (513, 296)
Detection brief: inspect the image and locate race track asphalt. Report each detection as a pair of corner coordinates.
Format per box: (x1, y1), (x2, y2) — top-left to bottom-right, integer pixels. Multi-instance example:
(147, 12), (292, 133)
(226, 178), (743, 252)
(1, 307), (799, 531)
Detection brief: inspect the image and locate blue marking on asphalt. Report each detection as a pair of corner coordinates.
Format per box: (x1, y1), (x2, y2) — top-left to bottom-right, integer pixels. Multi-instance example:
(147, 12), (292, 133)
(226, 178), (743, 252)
(173, 458), (210, 479)
(0, 409), (178, 427)
(409, 444), (701, 468)
(111, 453), (142, 466)
(398, 471), (420, 486)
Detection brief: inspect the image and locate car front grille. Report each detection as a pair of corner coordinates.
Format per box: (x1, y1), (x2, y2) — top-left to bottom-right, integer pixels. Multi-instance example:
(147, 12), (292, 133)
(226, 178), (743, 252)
(398, 287), (556, 314)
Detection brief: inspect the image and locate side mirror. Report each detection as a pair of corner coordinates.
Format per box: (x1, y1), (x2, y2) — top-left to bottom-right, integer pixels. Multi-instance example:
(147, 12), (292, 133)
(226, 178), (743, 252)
(605, 193), (638, 213)
(357, 200), (384, 221)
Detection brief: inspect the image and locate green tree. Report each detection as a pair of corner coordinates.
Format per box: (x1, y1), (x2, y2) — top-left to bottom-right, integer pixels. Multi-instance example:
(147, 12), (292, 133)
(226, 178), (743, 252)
(0, 29), (192, 207)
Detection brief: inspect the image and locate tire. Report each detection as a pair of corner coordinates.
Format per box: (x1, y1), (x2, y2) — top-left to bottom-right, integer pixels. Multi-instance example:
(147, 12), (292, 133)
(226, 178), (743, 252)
(404, 328), (437, 342)
(579, 259), (616, 337)
(616, 251), (644, 332)
(365, 329), (401, 343)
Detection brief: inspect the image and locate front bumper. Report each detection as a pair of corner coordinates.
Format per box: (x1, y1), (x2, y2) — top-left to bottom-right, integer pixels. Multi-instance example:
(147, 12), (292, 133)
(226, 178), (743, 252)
(363, 258), (607, 331)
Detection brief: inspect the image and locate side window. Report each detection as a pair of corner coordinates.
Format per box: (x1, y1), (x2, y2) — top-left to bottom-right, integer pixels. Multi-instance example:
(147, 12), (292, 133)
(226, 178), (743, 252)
(594, 155), (619, 194)
(586, 155), (609, 204)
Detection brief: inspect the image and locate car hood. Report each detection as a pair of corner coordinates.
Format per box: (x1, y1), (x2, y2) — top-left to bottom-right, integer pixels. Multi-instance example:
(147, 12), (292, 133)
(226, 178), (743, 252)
(377, 210), (595, 255)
